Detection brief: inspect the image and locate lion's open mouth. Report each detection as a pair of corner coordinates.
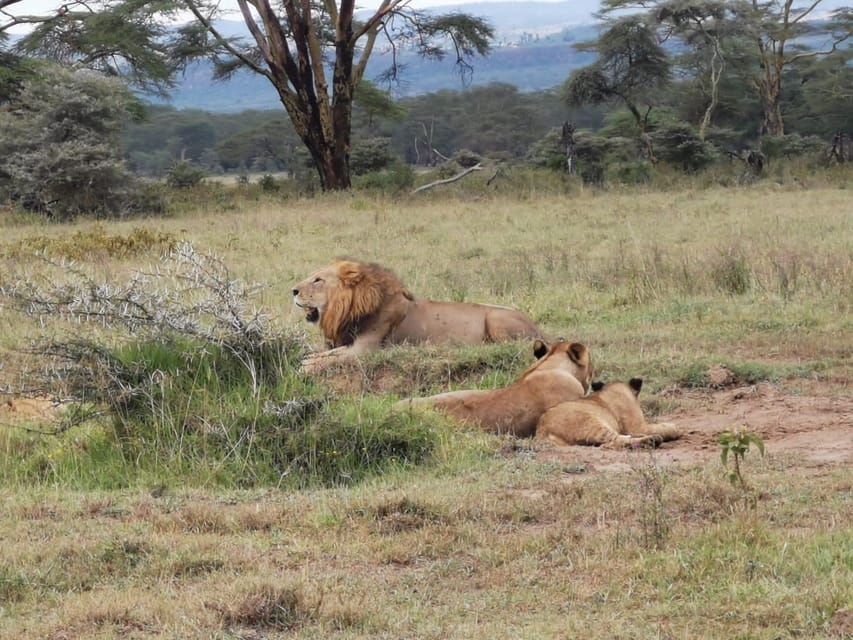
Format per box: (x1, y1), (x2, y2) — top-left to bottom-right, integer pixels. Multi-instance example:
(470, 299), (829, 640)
(304, 306), (319, 323)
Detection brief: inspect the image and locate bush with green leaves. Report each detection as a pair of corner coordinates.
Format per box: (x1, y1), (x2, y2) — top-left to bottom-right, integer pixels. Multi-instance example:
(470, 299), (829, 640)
(717, 427), (765, 491)
(652, 121), (718, 173)
(0, 64), (152, 220)
(353, 161), (415, 194)
(350, 137), (395, 176)
(257, 173), (281, 192)
(165, 161), (206, 188)
(760, 133), (827, 159)
(607, 160), (653, 184)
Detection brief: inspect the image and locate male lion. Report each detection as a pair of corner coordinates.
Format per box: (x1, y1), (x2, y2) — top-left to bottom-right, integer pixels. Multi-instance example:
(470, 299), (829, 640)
(397, 340), (593, 437)
(292, 259), (541, 371)
(535, 378), (681, 448)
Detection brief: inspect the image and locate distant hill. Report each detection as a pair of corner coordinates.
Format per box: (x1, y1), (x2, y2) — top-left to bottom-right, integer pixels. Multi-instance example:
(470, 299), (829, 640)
(156, 2), (600, 112)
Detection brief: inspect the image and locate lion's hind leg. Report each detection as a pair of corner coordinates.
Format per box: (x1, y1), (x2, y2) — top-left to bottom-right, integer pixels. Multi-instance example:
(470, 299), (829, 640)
(624, 422), (681, 443)
(483, 309), (541, 342)
(601, 433), (663, 449)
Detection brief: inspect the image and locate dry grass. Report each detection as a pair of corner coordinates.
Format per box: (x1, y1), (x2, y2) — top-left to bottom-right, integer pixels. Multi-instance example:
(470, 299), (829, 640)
(1, 179), (851, 637)
(0, 460), (849, 638)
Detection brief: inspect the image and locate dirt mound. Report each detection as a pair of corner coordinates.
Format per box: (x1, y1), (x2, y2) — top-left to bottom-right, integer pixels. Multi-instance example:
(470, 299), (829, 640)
(537, 383), (852, 472)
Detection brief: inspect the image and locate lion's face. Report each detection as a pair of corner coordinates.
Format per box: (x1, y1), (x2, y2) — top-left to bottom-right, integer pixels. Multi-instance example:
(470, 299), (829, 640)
(292, 265), (340, 323)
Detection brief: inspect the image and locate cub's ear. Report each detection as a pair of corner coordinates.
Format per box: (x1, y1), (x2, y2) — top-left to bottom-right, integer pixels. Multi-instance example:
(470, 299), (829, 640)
(336, 261), (364, 287)
(629, 378), (643, 394)
(567, 342), (589, 365)
(591, 381), (605, 392)
(533, 340), (549, 359)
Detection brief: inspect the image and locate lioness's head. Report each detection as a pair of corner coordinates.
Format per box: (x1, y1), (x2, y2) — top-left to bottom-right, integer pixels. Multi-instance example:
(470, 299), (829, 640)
(529, 340), (594, 392)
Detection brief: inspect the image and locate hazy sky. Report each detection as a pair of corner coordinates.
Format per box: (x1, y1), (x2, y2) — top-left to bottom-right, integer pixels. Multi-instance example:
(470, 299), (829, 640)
(7, 0), (573, 31)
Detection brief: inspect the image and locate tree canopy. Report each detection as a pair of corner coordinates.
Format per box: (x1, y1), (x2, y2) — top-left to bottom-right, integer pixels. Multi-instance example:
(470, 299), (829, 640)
(584, 0), (852, 137)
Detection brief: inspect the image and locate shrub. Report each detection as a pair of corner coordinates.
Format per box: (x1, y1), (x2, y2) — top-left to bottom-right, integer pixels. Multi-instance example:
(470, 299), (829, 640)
(652, 121), (718, 172)
(350, 137), (395, 176)
(760, 133), (826, 159)
(257, 173), (280, 192)
(165, 162), (206, 188)
(354, 161), (415, 194)
(607, 160), (653, 185)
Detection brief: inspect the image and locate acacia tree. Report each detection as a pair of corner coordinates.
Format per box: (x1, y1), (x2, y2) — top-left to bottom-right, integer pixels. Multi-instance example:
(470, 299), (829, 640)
(10, 0), (493, 191)
(653, 1), (747, 140)
(597, 0), (852, 137)
(0, 64), (148, 219)
(562, 15), (671, 158)
(740, 0), (851, 136)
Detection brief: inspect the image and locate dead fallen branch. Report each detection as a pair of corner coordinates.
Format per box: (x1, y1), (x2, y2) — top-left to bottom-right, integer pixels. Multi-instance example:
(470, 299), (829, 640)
(411, 163), (483, 194)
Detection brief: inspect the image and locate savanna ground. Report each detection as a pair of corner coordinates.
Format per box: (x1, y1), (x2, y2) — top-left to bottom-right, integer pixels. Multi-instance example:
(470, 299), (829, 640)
(1, 167), (851, 639)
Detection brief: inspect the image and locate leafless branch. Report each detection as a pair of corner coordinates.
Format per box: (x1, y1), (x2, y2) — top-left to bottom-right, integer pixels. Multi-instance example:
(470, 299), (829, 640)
(411, 163), (482, 193)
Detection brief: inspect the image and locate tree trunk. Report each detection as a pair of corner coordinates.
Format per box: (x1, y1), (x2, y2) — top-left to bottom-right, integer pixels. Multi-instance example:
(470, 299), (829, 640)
(697, 37), (724, 142)
(760, 86), (784, 137)
(314, 144), (351, 190)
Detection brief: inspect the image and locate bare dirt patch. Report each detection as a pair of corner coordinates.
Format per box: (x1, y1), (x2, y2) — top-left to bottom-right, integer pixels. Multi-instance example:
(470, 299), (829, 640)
(537, 382), (852, 472)
(0, 396), (63, 421)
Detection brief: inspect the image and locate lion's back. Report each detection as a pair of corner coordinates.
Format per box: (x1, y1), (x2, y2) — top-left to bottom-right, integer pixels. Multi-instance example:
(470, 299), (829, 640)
(389, 299), (538, 345)
(536, 401), (619, 446)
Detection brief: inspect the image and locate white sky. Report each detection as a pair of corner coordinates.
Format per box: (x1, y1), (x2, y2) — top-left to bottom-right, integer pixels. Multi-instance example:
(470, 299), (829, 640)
(5, 0), (572, 33)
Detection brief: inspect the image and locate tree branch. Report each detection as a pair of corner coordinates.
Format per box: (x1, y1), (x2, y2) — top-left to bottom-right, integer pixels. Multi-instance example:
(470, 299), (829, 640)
(184, 0), (272, 80)
(411, 163), (482, 193)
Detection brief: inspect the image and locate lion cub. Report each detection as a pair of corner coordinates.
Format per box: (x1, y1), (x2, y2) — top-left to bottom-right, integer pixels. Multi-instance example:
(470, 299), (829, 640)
(535, 378), (681, 448)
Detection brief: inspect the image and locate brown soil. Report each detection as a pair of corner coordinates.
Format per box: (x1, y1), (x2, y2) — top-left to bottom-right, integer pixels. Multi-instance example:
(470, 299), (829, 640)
(535, 382), (853, 473)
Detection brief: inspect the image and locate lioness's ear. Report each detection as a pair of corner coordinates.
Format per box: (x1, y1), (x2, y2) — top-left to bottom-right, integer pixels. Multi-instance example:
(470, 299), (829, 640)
(629, 378), (643, 395)
(567, 342), (588, 365)
(591, 381), (605, 392)
(533, 340), (548, 359)
(336, 261), (364, 287)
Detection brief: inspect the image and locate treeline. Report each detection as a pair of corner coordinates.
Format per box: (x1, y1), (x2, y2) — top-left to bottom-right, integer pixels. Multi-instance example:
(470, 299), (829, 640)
(123, 85), (600, 177)
(124, 71), (851, 179)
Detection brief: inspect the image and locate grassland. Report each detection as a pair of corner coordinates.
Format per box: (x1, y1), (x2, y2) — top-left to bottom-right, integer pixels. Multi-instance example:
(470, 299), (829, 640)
(0, 170), (851, 638)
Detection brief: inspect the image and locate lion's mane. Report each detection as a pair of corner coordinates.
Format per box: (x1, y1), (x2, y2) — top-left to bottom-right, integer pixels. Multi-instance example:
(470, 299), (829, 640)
(320, 260), (413, 347)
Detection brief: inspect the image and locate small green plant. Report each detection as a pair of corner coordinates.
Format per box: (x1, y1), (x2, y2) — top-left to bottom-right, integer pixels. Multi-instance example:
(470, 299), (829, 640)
(717, 426), (765, 490)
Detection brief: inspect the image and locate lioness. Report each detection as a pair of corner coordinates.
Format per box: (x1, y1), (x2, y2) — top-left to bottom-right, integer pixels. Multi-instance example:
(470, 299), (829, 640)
(535, 378), (681, 448)
(292, 259), (541, 371)
(397, 340), (593, 437)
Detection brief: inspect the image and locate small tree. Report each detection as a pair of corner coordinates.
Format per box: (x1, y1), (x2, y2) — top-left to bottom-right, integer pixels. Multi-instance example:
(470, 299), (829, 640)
(0, 64), (150, 220)
(717, 426), (765, 491)
(563, 16), (671, 137)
